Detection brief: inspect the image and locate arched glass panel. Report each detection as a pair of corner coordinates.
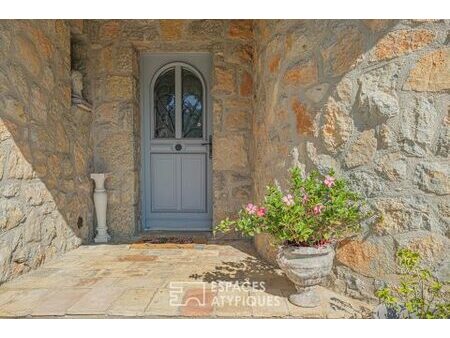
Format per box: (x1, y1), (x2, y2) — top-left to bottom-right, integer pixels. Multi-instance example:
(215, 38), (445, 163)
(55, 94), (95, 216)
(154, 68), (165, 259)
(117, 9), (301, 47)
(154, 68), (175, 138)
(182, 68), (203, 138)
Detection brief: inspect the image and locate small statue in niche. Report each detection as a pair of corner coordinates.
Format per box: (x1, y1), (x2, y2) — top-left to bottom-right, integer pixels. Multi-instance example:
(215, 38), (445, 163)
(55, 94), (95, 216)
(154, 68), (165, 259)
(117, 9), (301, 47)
(71, 70), (91, 111)
(71, 71), (83, 99)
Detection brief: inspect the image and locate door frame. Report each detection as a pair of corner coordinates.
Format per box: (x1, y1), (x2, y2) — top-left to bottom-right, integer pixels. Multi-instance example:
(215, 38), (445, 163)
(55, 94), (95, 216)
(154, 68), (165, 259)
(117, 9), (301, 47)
(140, 52), (213, 232)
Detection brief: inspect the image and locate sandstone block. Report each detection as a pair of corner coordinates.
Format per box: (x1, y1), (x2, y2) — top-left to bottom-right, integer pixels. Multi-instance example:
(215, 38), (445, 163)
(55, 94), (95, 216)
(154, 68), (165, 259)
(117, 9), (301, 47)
(115, 47), (135, 74)
(54, 20), (70, 49)
(334, 265), (377, 301)
(187, 20), (223, 39)
(306, 142), (341, 175)
(377, 124), (397, 149)
(105, 76), (135, 100)
(359, 63), (402, 95)
(98, 46), (113, 74)
(121, 20), (159, 41)
(6, 145), (34, 179)
(160, 20), (184, 40)
(336, 237), (396, 278)
(0, 118), (17, 142)
(400, 97), (440, 150)
(94, 131), (134, 172)
(358, 90), (399, 126)
(229, 43), (253, 65)
(42, 66), (55, 92)
(213, 67), (235, 95)
(0, 150), (5, 180)
(213, 135), (248, 171)
(23, 210), (43, 244)
(23, 182), (52, 206)
(435, 119), (449, 157)
(372, 198), (422, 235)
(375, 153), (408, 181)
(344, 130), (377, 168)
(223, 110), (249, 131)
(335, 78), (353, 106)
(0, 205), (25, 232)
(99, 21), (120, 40)
(291, 98), (314, 136)
(0, 25), (12, 59)
(239, 71), (253, 97)
(0, 96), (27, 124)
(30, 86), (48, 122)
(29, 28), (54, 60)
(362, 19), (392, 32)
(305, 83), (329, 104)
(393, 231), (449, 268)
(254, 233), (278, 266)
(1, 183), (19, 198)
(414, 162), (449, 196)
(347, 171), (386, 198)
(15, 35), (42, 77)
(321, 98), (353, 153)
(322, 27), (363, 76)
(268, 54), (281, 73)
(228, 20), (253, 40)
(374, 29), (435, 61)
(283, 60), (318, 87)
(53, 121), (70, 154)
(404, 48), (450, 92)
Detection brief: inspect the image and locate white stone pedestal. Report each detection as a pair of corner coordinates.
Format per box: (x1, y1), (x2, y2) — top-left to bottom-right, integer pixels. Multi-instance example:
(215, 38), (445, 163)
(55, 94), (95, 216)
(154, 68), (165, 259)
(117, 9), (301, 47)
(90, 173), (111, 243)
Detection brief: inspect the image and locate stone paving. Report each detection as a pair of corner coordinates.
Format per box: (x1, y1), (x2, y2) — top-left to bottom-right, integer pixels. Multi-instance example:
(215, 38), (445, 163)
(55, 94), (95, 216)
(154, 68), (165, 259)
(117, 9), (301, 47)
(0, 241), (373, 318)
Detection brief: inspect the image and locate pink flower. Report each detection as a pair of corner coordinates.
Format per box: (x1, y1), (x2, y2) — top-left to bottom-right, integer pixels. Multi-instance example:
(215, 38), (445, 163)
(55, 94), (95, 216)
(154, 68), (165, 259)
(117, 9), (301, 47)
(282, 194), (295, 206)
(302, 194), (309, 204)
(313, 204), (325, 215)
(256, 207), (266, 217)
(324, 175), (335, 188)
(245, 203), (258, 215)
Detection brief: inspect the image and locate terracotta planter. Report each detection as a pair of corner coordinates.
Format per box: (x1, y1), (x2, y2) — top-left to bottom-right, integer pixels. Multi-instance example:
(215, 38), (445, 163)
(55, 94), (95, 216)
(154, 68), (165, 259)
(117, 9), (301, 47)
(277, 244), (335, 308)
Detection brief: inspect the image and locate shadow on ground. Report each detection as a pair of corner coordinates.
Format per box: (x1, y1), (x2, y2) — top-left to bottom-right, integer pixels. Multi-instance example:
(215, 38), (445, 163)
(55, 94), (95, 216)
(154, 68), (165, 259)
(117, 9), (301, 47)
(189, 255), (295, 294)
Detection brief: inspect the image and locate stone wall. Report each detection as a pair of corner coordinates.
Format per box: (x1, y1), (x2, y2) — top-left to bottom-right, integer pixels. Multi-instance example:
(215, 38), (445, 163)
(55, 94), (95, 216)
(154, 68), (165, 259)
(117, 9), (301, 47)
(0, 20), (94, 284)
(252, 19), (449, 300)
(1, 19), (448, 301)
(84, 20), (254, 240)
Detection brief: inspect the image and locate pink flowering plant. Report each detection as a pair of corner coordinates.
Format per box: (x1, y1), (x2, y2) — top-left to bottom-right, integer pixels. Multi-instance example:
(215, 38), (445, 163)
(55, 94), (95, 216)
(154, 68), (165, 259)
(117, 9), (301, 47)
(215, 167), (371, 247)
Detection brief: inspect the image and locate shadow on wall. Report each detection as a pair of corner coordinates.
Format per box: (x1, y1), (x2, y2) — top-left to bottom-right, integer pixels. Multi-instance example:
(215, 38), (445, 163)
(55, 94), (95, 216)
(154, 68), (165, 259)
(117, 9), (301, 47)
(0, 20), (94, 284)
(251, 19), (450, 295)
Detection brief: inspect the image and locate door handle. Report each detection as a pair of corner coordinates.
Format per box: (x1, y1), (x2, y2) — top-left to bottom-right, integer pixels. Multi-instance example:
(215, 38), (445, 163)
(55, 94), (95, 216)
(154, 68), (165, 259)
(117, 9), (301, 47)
(201, 135), (212, 159)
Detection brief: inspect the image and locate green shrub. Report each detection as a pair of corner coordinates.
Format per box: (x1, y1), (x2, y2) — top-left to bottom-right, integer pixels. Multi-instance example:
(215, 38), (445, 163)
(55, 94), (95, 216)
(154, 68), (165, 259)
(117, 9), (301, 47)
(215, 167), (370, 246)
(376, 248), (450, 319)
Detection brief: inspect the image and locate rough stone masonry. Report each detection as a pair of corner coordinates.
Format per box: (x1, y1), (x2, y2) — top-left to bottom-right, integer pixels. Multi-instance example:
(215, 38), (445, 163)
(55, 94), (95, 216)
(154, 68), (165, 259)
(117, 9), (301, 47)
(252, 20), (449, 301)
(0, 20), (449, 304)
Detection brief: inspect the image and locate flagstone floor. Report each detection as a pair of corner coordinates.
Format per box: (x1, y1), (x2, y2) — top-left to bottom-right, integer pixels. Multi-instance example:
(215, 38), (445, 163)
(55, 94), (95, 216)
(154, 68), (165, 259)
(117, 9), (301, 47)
(0, 241), (373, 318)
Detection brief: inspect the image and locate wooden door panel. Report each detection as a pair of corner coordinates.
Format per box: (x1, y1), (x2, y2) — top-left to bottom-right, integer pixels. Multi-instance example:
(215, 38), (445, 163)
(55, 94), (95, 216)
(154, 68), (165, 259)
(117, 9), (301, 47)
(151, 154), (177, 211)
(181, 154), (206, 212)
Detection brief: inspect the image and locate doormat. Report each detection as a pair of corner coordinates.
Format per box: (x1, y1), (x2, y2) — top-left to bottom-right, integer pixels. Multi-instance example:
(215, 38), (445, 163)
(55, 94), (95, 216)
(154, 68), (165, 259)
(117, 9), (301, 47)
(130, 236), (208, 249)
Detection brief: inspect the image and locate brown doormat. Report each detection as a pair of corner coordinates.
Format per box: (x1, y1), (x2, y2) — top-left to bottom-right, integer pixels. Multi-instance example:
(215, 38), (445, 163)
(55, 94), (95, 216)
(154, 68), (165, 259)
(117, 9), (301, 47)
(130, 236), (208, 249)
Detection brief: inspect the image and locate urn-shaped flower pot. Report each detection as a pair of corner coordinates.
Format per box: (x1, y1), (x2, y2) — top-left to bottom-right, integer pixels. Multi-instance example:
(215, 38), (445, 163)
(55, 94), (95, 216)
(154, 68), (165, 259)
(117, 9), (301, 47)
(277, 244), (335, 308)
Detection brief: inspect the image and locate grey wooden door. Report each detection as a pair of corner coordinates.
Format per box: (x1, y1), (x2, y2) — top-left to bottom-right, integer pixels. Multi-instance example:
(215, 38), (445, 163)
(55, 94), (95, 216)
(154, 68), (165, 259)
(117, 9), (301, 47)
(140, 53), (212, 231)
